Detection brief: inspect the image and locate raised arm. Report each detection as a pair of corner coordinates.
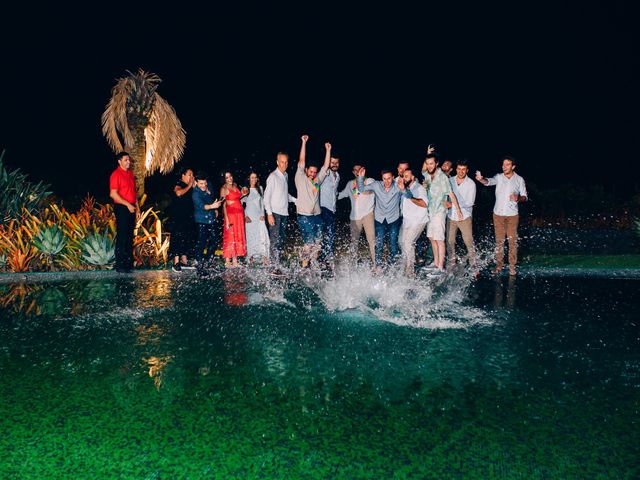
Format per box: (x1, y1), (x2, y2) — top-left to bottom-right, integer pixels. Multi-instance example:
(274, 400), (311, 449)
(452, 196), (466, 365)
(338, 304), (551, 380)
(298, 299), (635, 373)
(297, 135), (309, 169)
(356, 168), (376, 192)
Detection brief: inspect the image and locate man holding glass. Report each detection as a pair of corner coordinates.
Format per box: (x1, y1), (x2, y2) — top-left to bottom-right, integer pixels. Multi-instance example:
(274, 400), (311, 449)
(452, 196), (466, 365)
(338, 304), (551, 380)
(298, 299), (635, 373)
(476, 156), (527, 276)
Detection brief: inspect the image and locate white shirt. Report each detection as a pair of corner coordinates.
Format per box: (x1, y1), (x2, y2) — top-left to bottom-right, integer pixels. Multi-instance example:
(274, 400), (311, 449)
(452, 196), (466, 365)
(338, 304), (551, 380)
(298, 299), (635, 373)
(319, 170), (340, 213)
(448, 176), (476, 221)
(401, 181), (429, 227)
(264, 168), (296, 216)
(486, 172), (527, 216)
(338, 177), (375, 221)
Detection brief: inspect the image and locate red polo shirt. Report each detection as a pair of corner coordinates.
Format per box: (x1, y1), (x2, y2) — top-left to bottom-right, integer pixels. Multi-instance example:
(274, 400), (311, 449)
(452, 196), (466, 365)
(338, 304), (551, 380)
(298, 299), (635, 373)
(109, 167), (136, 204)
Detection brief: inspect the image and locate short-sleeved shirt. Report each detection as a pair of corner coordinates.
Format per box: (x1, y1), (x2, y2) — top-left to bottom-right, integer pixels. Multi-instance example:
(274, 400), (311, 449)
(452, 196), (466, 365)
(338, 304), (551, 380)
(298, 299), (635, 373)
(295, 165), (328, 216)
(487, 172), (527, 216)
(109, 167), (136, 204)
(171, 180), (195, 226)
(422, 168), (452, 217)
(402, 181), (429, 226)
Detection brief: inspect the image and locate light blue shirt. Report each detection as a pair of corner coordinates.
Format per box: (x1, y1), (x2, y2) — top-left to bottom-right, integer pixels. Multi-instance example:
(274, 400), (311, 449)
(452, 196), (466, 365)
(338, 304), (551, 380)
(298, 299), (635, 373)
(319, 170), (340, 213)
(357, 176), (402, 223)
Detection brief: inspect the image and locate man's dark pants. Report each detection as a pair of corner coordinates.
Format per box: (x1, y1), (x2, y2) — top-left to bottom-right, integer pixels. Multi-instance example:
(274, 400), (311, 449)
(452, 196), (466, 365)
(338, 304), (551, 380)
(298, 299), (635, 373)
(268, 213), (288, 265)
(114, 204), (135, 271)
(319, 206), (336, 260)
(374, 218), (401, 266)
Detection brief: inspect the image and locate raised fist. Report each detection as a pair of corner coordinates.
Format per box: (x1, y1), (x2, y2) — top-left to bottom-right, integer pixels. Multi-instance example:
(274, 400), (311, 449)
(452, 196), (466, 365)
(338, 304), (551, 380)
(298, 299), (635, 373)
(301, 135), (309, 143)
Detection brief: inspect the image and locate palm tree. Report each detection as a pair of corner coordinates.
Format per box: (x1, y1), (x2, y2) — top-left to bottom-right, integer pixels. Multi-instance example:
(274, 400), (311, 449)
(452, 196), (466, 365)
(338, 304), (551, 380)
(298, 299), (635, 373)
(101, 69), (186, 196)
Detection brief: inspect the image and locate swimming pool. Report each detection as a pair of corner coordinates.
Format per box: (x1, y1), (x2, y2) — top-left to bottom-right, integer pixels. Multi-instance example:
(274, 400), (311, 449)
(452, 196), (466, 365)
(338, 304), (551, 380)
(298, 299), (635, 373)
(1, 268), (638, 478)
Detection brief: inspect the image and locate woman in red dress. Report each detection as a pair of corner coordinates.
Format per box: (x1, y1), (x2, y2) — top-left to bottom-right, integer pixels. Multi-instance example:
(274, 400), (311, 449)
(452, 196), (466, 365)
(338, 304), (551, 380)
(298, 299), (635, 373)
(221, 171), (248, 268)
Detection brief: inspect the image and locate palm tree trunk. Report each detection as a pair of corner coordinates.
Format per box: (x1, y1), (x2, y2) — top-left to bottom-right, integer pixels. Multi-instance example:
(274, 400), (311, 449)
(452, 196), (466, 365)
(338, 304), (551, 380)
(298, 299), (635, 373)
(126, 128), (147, 199)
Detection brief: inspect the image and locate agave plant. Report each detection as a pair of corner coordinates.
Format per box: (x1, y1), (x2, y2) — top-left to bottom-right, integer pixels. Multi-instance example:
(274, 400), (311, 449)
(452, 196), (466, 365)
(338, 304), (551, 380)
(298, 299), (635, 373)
(0, 149), (51, 221)
(101, 69), (186, 196)
(32, 224), (67, 270)
(81, 232), (115, 267)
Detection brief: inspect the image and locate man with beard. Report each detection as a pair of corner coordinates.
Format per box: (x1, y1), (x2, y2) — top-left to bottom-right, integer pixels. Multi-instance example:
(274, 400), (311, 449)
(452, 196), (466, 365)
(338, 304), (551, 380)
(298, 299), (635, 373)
(422, 153), (463, 274)
(109, 152), (140, 273)
(357, 167), (403, 270)
(440, 159), (453, 177)
(396, 161), (410, 182)
(295, 135), (331, 268)
(399, 169), (429, 276)
(476, 156), (527, 276)
(319, 154), (340, 263)
(169, 166), (196, 272)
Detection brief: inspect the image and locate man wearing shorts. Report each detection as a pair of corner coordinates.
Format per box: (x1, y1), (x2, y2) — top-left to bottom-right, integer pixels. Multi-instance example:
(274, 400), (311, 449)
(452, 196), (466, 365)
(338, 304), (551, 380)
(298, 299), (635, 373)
(294, 135), (330, 268)
(422, 153), (462, 273)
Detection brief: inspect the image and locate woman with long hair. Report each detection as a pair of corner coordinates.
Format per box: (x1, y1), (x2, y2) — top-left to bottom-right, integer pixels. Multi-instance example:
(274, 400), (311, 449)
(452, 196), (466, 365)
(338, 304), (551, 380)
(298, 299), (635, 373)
(220, 171), (248, 268)
(241, 172), (270, 265)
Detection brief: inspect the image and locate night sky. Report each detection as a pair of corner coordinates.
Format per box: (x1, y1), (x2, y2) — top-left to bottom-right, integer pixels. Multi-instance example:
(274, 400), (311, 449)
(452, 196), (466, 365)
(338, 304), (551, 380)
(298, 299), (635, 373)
(1, 2), (637, 203)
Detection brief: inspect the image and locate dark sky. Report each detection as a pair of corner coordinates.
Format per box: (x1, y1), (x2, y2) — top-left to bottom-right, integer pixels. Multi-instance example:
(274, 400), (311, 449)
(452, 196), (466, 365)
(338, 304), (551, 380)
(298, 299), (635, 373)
(0, 1), (637, 203)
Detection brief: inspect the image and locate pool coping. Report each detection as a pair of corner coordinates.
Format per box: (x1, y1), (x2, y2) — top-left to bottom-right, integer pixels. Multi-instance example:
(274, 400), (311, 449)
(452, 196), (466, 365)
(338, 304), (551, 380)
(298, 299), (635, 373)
(1, 266), (640, 283)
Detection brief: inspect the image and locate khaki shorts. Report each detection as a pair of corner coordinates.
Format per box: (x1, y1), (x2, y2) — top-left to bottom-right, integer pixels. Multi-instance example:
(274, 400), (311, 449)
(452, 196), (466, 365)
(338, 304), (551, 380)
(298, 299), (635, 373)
(426, 213), (446, 241)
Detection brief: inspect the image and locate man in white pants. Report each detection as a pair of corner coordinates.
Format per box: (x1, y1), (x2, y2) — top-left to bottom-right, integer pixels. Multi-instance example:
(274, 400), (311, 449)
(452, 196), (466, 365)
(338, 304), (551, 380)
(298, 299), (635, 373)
(399, 169), (429, 276)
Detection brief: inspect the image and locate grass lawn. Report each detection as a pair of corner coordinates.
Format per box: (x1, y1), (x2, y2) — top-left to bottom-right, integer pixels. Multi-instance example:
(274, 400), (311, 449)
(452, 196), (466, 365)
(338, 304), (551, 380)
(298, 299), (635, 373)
(522, 254), (640, 269)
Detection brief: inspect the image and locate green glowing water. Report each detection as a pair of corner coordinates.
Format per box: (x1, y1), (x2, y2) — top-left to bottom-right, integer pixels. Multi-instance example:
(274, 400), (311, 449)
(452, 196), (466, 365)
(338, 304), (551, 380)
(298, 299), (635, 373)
(0, 271), (638, 478)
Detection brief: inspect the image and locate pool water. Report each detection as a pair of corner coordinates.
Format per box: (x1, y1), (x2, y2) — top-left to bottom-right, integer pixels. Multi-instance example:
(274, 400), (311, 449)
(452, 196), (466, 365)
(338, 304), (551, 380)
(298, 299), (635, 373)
(1, 268), (638, 478)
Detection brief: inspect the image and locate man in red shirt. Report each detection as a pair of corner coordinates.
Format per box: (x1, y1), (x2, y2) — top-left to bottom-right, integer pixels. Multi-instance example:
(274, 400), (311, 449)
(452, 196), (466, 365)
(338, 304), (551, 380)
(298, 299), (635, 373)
(109, 152), (139, 273)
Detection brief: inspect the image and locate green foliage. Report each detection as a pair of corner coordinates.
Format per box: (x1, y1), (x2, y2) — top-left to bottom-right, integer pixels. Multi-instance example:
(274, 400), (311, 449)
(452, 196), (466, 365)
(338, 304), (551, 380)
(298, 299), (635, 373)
(32, 224), (66, 256)
(0, 149), (51, 222)
(81, 232), (115, 266)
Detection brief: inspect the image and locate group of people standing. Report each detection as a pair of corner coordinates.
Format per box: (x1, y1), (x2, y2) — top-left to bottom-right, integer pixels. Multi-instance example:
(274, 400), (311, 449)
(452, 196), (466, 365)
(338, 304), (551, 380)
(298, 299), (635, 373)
(108, 135), (527, 276)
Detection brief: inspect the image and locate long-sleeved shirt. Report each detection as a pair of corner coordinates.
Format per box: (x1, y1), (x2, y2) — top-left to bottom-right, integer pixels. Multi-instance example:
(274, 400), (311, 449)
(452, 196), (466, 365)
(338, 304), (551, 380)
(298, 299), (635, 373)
(357, 176), (402, 223)
(338, 177), (375, 221)
(486, 172), (527, 216)
(264, 168), (296, 216)
(192, 187), (216, 224)
(448, 176), (476, 221)
(319, 170), (340, 213)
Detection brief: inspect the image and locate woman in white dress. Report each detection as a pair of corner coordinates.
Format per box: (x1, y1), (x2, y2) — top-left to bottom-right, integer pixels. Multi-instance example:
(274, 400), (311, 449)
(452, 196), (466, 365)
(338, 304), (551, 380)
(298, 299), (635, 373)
(242, 172), (270, 265)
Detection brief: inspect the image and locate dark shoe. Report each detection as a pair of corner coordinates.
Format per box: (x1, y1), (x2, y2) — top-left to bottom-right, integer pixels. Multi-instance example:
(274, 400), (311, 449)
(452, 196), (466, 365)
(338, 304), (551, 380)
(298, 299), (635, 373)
(172, 263), (182, 272)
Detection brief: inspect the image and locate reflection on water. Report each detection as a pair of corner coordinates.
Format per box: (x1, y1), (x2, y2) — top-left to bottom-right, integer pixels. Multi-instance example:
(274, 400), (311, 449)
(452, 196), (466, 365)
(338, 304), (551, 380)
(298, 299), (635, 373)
(493, 275), (517, 308)
(0, 271), (639, 477)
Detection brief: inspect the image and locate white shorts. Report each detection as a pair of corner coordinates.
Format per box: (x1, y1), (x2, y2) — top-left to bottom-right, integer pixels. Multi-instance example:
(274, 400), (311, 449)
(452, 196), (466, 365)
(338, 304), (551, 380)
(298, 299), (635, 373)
(426, 214), (446, 241)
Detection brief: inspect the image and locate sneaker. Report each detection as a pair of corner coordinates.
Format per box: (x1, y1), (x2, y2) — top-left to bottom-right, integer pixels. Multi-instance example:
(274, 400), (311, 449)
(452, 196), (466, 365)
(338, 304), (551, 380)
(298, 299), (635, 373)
(423, 262), (438, 270)
(426, 269), (445, 278)
(172, 263), (182, 272)
(180, 262), (195, 270)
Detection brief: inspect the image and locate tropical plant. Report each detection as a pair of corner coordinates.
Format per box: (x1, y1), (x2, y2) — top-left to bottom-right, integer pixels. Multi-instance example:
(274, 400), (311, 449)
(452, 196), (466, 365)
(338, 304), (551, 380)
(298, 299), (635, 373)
(0, 220), (37, 272)
(0, 149), (51, 222)
(81, 232), (115, 267)
(101, 69), (186, 196)
(0, 253), (6, 271)
(32, 224), (67, 270)
(133, 207), (170, 267)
